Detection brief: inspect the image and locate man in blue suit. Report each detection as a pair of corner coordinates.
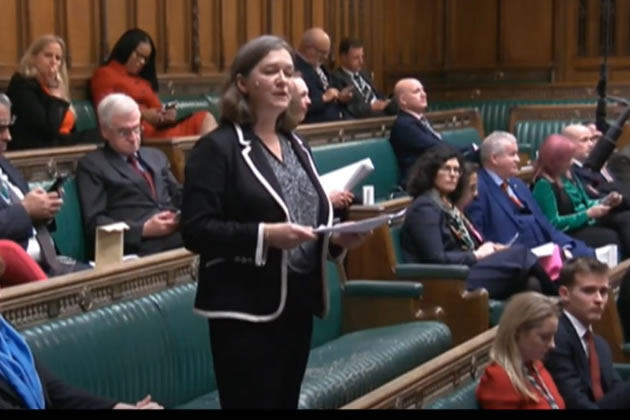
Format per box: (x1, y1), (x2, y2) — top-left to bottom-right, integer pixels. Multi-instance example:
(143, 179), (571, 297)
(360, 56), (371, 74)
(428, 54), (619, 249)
(389, 78), (478, 187)
(545, 258), (630, 409)
(467, 131), (594, 257)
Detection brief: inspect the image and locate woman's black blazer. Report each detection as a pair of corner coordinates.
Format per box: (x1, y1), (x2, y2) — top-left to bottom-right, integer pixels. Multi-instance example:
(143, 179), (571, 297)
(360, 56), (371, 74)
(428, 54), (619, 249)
(181, 122), (339, 322)
(6, 73), (74, 150)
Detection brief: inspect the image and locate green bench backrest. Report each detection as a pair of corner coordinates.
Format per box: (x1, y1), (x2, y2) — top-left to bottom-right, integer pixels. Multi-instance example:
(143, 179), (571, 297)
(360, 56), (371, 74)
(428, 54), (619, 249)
(72, 100), (99, 132)
(428, 99), (595, 134)
(390, 225), (404, 263)
(427, 379), (480, 409)
(312, 137), (400, 201)
(22, 282), (216, 409)
(160, 94), (221, 122)
(310, 262), (344, 348)
(50, 178), (86, 263)
(442, 127), (482, 149)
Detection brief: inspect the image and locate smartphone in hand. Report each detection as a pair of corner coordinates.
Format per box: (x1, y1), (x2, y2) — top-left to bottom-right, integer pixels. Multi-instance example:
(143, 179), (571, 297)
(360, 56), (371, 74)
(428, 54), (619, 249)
(47, 175), (67, 195)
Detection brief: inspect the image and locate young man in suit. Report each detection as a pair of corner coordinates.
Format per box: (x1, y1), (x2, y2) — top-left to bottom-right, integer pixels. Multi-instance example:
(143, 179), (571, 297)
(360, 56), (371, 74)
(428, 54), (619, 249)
(294, 28), (351, 124)
(329, 38), (396, 119)
(76, 93), (183, 259)
(389, 78), (478, 187)
(545, 257), (630, 409)
(467, 131), (593, 257)
(0, 93), (78, 277)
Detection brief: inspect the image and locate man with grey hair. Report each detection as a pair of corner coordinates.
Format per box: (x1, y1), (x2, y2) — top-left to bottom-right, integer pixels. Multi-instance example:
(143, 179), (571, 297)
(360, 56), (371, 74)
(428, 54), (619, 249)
(468, 131), (594, 258)
(0, 93), (78, 276)
(76, 93), (183, 259)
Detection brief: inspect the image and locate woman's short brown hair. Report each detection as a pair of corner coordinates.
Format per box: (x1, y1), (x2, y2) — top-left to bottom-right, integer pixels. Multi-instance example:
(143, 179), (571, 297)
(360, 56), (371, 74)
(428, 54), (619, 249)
(221, 35), (295, 131)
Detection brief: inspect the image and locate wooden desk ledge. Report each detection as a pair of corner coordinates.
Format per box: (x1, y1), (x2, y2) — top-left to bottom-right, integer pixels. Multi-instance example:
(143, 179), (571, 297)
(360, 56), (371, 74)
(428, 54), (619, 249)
(0, 248), (197, 329)
(342, 327), (497, 409)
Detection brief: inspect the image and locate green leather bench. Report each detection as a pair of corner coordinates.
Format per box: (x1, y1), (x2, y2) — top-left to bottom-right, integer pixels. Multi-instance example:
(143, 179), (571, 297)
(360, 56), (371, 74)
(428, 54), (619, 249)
(428, 99), (594, 135)
(21, 262), (452, 409)
(70, 95), (221, 134)
(425, 363), (630, 409)
(311, 130), (483, 201)
(28, 178), (87, 264)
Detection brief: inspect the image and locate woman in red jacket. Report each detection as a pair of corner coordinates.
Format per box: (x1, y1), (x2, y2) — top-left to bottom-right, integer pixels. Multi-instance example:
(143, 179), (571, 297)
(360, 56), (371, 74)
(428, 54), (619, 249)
(90, 28), (217, 139)
(0, 240), (47, 288)
(476, 292), (565, 409)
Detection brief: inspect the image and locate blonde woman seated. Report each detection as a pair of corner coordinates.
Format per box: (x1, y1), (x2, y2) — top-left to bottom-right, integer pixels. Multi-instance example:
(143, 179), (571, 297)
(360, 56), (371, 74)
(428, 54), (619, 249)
(476, 292), (564, 409)
(6, 35), (81, 150)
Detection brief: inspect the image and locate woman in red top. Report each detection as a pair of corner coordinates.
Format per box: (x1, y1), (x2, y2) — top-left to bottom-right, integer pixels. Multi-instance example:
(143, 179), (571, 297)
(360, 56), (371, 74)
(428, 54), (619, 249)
(0, 240), (47, 288)
(90, 28), (217, 139)
(476, 292), (565, 409)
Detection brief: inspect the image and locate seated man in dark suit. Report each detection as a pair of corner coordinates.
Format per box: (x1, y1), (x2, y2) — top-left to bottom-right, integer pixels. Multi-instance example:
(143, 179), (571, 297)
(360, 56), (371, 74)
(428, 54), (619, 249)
(329, 38), (396, 119)
(389, 78), (478, 187)
(545, 257), (630, 409)
(76, 93), (183, 259)
(467, 131), (593, 257)
(294, 27), (351, 124)
(0, 93), (80, 277)
(564, 124), (630, 210)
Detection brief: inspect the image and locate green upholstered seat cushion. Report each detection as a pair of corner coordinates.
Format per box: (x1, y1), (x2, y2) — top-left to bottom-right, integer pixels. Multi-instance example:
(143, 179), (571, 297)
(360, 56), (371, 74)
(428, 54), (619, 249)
(22, 283), (217, 409)
(312, 138), (400, 201)
(50, 178), (86, 263)
(176, 391), (221, 409)
(488, 299), (505, 327)
(310, 262), (343, 348)
(22, 294), (178, 406)
(299, 321), (451, 409)
(614, 363), (630, 381)
(72, 100), (99, 132)
(442, 127), (481, 149)
(426, 379), (480, 409)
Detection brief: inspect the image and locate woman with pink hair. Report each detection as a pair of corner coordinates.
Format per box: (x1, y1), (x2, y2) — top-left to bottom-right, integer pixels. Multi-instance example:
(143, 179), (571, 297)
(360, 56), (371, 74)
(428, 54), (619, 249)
(532, 134), (626, 254)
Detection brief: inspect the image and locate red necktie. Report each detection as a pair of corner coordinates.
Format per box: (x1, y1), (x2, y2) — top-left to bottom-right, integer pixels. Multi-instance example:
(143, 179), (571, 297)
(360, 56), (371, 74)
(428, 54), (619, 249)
(584, 331), (604, 401)
(501, 181), (524, 208)
(129, 156), (156, 199)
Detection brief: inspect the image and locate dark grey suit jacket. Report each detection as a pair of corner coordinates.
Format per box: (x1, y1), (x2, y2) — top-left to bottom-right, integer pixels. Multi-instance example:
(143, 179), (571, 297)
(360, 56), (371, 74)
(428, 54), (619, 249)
(76, 145), (183, 259)
(329, 68), (397, 119)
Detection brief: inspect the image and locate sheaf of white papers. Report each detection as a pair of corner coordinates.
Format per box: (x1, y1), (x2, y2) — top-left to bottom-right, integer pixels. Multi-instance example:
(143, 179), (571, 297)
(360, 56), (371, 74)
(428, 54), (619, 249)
(530, 242), (555, 258)
(596, 244), (618, 267)
(319, 158), (375, 194)
(314, 208), (407, 234)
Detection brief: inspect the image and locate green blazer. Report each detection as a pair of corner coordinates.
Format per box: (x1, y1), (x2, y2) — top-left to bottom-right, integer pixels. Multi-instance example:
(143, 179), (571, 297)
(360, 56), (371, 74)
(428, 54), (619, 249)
(532, 175), (599, 232)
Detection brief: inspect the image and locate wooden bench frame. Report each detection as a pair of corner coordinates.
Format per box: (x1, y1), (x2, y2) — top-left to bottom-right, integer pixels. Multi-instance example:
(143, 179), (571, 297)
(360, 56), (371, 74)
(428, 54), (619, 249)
(6, 144), (98, 183)
(342, 327), (497, 409)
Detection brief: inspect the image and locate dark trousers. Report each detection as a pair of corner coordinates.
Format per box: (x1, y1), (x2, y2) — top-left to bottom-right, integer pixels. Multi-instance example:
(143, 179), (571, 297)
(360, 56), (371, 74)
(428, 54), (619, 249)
(208, 276), (315, 410)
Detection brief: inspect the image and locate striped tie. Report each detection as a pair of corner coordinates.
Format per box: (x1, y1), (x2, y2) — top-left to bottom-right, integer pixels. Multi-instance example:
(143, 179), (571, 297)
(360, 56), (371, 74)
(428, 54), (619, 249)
(353, 73), (374, 104)
(316, 66), (329, 90)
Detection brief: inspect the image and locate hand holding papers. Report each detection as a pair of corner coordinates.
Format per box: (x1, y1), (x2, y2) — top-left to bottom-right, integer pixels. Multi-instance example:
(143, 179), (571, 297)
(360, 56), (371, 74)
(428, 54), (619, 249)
(319, 158), (375, 195)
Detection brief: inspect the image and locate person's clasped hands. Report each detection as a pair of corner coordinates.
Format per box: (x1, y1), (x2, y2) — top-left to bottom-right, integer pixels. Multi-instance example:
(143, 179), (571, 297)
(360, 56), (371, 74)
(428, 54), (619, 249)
(263, 222), (370, 251)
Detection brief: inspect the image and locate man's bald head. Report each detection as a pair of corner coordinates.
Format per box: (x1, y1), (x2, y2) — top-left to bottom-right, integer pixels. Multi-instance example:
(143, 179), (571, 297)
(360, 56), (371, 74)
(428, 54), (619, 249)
(394, 78), (428, 115)
(299, 27), (331, 67)
(563, 124), (596, 163)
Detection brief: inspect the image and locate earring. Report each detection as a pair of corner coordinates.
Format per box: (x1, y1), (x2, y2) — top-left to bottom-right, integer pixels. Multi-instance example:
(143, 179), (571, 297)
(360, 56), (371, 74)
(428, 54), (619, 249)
(255, 81), (260, 87)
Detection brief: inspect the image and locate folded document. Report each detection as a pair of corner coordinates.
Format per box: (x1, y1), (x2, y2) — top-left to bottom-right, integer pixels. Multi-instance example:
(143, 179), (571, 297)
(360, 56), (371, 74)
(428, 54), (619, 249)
(314, 208), (406, 234)
(319, 158), (374, 194)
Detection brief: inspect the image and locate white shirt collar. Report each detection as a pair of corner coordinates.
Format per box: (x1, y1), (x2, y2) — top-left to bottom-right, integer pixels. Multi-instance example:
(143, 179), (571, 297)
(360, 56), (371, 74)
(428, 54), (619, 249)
(402, 109), (424, 121)
(484, 168), (505, 187)
(342, 67), (359, 78)
(572, 159), (584, 168)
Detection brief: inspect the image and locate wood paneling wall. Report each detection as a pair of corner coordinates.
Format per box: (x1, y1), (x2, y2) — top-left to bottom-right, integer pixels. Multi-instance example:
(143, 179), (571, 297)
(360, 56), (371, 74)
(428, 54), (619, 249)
(0, 0), (627, 96)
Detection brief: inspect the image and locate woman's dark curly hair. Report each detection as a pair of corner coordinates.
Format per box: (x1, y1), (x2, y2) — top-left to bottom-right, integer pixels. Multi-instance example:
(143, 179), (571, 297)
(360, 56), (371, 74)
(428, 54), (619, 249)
(406, 144), (465, 199)
(107, 28), (158, 92)
(450, 161), (479, 205)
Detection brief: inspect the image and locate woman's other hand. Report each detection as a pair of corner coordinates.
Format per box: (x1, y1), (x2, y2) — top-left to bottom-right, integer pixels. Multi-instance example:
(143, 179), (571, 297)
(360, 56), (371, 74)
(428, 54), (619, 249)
(587, 204), (611, 219)
(264, 223), (318, 249)
(474, 242), (496, 260)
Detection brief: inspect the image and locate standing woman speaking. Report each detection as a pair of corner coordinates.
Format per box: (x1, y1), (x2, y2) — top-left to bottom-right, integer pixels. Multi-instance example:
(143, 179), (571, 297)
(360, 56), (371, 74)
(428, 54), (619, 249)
(181, 35), (365, 410)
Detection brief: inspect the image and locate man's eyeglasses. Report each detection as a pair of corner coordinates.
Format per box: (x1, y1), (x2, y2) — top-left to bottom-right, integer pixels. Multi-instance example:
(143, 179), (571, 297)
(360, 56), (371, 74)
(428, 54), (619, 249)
(115, 125), (144, 138)
(0, 115), (17, 131)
